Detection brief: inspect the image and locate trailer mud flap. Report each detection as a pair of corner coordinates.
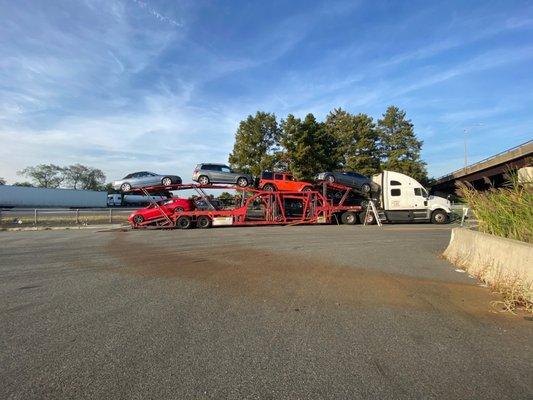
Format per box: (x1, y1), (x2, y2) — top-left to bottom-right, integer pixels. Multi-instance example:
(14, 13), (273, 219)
(212, 217), (233, 226)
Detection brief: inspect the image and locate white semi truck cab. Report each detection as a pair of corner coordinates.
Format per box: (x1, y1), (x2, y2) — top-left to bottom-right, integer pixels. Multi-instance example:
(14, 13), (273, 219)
(371, 171), (452, 224)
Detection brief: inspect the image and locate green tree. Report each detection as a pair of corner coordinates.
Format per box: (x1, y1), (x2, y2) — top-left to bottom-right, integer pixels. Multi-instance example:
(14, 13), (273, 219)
(13, 182), (34, 187)
(229, 111), (280, 176)
(18, 164), (64, 188)
(325, 108), (381, 176)
(218, 191), (235, 207)
(280, 113), (339, 181)
(378, 106), (427, 182)
(0, 177), (5, 185)
(64, 164), (106, 190)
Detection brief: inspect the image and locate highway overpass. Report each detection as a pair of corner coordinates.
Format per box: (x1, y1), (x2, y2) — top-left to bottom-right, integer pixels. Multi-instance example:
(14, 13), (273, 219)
(432, 140), (532, 195)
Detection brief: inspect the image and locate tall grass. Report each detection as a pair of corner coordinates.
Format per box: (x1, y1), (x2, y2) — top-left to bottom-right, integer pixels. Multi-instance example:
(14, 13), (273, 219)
(458, 174), (532, 243)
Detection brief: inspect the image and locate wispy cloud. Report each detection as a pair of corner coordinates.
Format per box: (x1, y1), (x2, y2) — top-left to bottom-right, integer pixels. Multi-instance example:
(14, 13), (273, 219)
(131, 0), (182, 27)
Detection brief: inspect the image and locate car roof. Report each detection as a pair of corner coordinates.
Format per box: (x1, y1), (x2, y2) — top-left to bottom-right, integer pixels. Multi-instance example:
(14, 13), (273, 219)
(201, 163), (228, 166)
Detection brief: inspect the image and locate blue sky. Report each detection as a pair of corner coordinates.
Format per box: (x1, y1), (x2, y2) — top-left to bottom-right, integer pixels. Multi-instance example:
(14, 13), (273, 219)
(0, 0), (532, 184)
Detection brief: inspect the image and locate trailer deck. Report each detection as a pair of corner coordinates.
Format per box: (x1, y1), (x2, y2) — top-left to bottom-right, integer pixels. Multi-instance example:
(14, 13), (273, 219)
(126, 182), (365, 229)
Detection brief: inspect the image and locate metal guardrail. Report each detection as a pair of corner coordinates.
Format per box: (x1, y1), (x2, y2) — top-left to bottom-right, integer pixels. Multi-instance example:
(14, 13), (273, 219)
(435, 139), (532, 182)
(0, 208), (135, 227)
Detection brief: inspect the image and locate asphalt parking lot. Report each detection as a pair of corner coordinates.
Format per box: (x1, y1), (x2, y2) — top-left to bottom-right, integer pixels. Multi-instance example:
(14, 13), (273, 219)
(1, 224), (531, 399)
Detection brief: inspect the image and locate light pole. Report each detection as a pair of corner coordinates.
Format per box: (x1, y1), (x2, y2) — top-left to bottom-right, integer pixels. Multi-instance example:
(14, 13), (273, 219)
(463, 123), (483, 172)
(464, 128), (468, 171)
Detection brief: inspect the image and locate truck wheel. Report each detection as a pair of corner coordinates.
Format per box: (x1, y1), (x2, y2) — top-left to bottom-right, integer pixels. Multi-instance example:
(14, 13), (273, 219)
(341, 211), (357, 225)
(198, 176), (210, 185)
(431, 210), (448, 224)
(176, 216), (192, 229)
(263, 184), (276, 191)
(161, 177), (172, 186)
(237, 177), (248, 187)
(121, 183), (131, 192)
(197, 216), (211, 229)
(359, 211), (376, 225)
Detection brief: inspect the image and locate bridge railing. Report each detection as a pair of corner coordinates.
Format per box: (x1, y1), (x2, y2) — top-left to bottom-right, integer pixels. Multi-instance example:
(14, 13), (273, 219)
(435, 139), (532, 182)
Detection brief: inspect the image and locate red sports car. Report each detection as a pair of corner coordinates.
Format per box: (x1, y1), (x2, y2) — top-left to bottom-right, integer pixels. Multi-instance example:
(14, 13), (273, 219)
(129, 198), (194, 226)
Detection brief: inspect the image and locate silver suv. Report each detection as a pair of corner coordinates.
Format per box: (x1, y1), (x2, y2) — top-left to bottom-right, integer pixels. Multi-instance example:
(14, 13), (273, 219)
(192, 163), (252, 187)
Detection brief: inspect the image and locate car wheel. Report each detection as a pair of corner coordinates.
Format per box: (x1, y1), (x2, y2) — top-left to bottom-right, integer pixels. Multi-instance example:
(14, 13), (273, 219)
(326, 175), (335, 183)
(176, 216), (192, 229)
(237, 177), (248, 187)
(302, 186), (312, 192)
(197, 216), (211, 229)
(133, 215), (144, 225)
(431, 210), (448, 224)
(359, 211), (376, 225)
(121, 183), (132, 192)
(198, 175), (210, 185)
(263, 183), (276, 191)
(174, 207), (184, 213)
(161, 177), (172, 186)
(361, 183), (371, 193)
(341, 211), (357, 225)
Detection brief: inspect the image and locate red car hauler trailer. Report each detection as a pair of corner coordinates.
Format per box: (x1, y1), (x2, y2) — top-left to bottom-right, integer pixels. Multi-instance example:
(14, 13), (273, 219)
(126, 182), (363, 229)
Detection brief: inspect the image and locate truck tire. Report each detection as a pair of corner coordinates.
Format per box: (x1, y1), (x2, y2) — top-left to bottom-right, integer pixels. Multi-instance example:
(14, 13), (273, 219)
(176, 216), (192, 229)
(197, 216), (211, 229)
(359, 211), (376, 225)
(341, 211), (357, 225)
(431, 209), (448, 224)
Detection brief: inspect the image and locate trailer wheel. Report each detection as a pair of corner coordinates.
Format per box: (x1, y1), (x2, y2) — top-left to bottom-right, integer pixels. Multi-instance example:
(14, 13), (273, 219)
(431, 209), (448, 224)
(197, 216), (211, 229)
(341, 211), (357, 225)
(161, 177), (172, 186)
(237, 177), (249, 187)
(198, 175), (210, 185)
(359, 211), (376, 225)
(263, 183), (276, 191)
(176, 216), (192, 229)
(121, 183), (131, 192)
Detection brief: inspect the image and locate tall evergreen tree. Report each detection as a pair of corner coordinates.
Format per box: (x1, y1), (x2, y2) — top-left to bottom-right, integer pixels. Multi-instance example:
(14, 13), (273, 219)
(280, 113), (339, 180)
(378, 106), (427, 182)
(325, 108), (381, 176)
(228, 111), (280, 176)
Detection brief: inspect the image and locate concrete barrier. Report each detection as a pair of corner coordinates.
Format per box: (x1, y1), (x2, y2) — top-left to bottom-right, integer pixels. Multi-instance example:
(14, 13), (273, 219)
(443, 228), (533, 302)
